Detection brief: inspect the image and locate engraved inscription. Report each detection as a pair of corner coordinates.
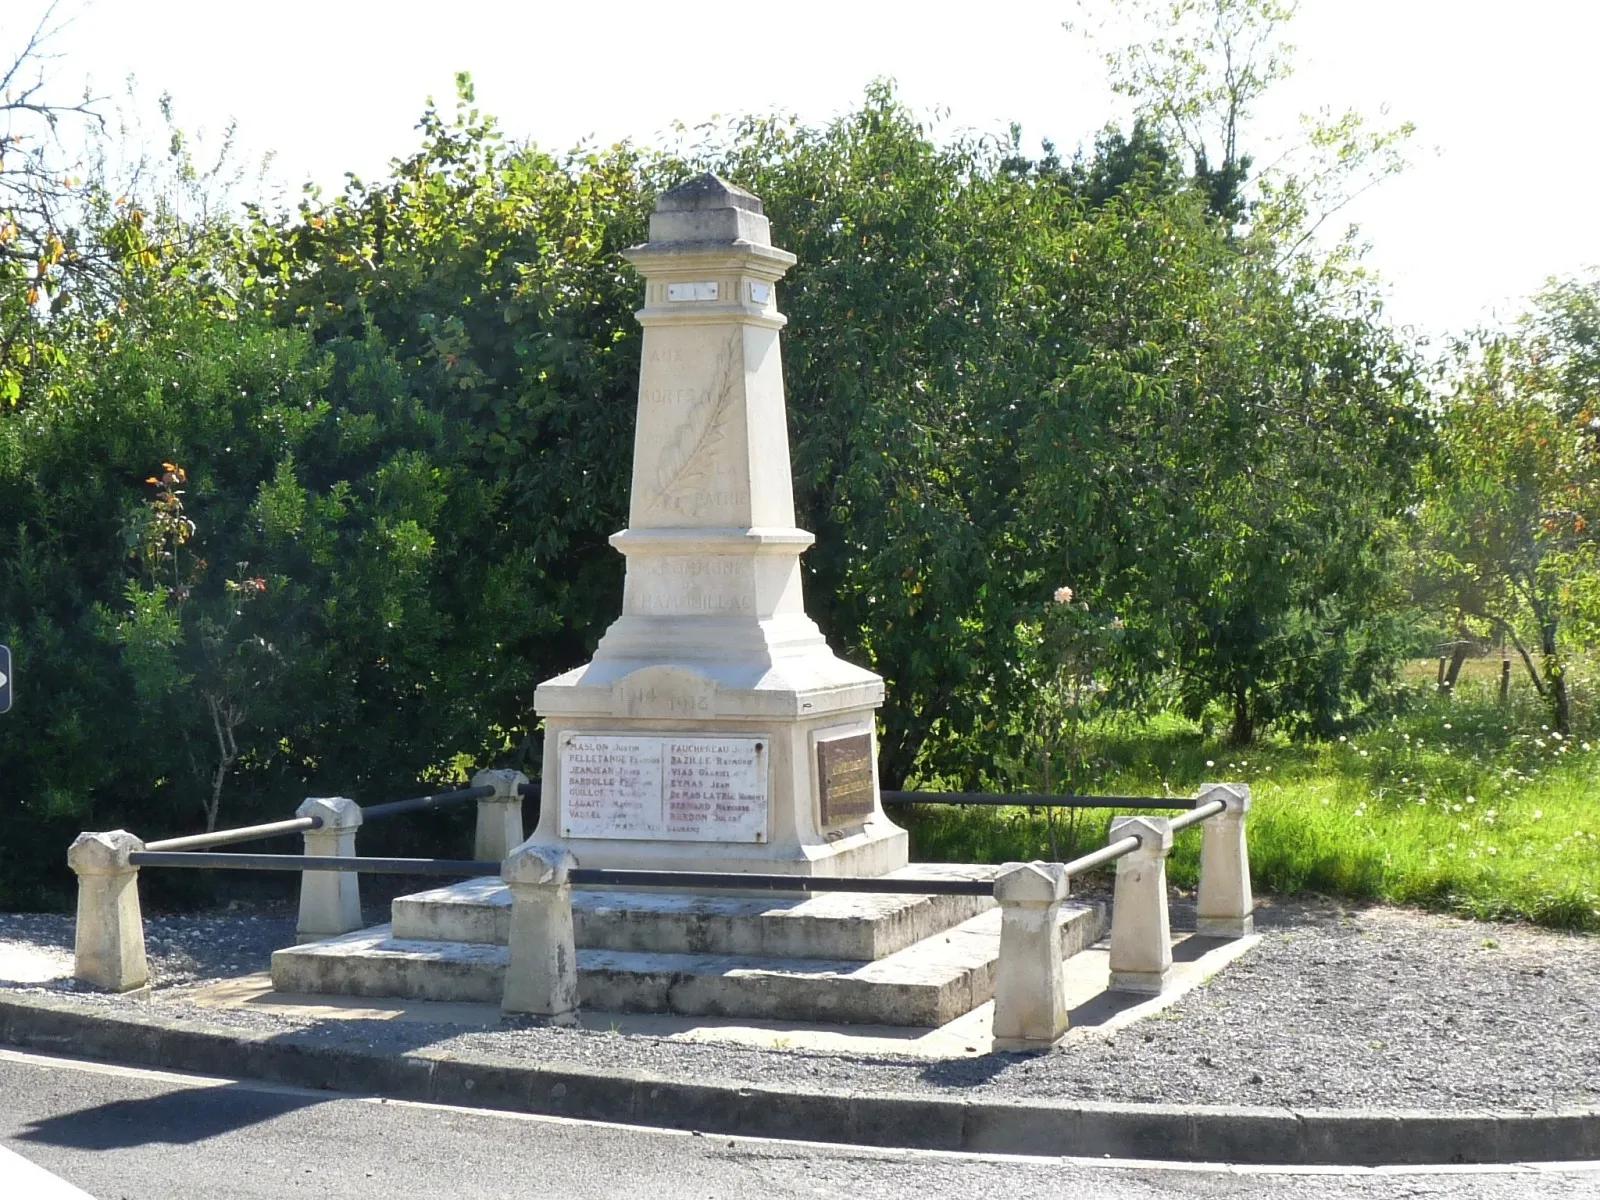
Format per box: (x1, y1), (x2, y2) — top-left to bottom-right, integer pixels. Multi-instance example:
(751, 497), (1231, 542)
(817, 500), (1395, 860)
(618, 686), (711, 714)
(562, 736), (663, 838)
(817, 732), (876, 826)
(667, 281), (719, 302)
(631, 558), (752, 615)
(611, 666), (717, 719)
(646, 334), (740, 518)
(560, 734), (768, 842)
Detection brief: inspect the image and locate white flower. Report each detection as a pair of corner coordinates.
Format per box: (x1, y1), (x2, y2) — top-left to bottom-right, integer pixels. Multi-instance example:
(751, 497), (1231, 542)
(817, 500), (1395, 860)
(1053, 586), (1074, 605)
(1206, 760), (1215, 768)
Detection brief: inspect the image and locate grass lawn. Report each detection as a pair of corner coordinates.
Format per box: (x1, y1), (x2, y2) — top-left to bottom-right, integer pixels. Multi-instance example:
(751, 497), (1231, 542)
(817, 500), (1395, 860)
(900, 659), (1600, 931)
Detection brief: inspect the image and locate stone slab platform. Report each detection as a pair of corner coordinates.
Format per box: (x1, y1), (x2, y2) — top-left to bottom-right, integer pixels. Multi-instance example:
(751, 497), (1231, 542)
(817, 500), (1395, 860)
(391, 863), (999, 962)
(271, 902), (1106, 1027)
(198, 934), (1263, 1058)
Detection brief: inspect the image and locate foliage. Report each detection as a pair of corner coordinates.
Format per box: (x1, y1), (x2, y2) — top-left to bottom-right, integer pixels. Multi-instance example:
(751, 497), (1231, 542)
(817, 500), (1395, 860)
(905, 661), (1600, 932)
(1418, 271), (1600, 734)
(0, 68), (1436, 906)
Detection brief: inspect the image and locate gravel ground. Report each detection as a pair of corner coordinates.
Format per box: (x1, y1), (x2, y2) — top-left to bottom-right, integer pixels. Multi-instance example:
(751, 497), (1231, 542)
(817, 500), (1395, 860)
(3, 897), (1596, 1113)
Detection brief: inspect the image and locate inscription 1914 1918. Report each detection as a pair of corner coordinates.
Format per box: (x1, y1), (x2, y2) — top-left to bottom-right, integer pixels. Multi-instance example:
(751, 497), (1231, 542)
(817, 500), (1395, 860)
(560, 733), (768, 842)
(816, 731), (875, 826)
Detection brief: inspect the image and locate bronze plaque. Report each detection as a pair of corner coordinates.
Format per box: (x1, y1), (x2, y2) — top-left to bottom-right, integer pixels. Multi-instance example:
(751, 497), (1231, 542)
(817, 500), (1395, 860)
(817, 732), (876, 826)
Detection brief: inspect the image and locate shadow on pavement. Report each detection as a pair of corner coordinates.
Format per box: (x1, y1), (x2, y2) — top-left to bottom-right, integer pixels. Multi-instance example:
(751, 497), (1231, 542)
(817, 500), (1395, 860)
(17, 1081), (327, 1150)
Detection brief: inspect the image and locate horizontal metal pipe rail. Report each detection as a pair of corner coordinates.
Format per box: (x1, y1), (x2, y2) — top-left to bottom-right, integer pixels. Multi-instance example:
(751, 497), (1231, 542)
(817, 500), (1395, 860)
(881, 791), (1196, 810)
(129, 852), (499, 875)
(143, 816), (322, 852)
(567, 868), (994, 895)
(1168, 797), (1226, 834)
(518, 781), (541, 797)
(123, 853), (996, 895)
(141, 779), (500, 853)
(130, 796), (1230, 890)
(361, 784), (495, 821)
(1062, 835), (1143, 877)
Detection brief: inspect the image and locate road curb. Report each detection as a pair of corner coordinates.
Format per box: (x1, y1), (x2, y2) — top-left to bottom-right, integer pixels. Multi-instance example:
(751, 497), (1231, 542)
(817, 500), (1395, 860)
(3, 990), (1596, 1166)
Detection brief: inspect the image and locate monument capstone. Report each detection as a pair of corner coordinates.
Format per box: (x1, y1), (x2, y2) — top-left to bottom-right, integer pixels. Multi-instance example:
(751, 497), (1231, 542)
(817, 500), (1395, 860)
(530, 173), (909, 877)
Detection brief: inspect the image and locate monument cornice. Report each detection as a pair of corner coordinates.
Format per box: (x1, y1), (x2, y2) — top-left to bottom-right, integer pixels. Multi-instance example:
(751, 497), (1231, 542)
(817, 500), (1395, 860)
(632, 307), (788, 332)
(621, 240), (797, 277)
(608, 527), (816, 556)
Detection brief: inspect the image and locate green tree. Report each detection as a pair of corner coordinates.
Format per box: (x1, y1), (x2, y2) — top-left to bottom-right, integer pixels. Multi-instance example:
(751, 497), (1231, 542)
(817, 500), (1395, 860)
(1419, 271), (1600, 734)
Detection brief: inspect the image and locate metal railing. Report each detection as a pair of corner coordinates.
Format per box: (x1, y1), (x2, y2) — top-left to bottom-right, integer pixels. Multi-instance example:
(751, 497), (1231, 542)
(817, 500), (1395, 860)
(144, 815), (322, 852)
(1061, 834), (1144, 876)
(1168, 797), (1227, 833)
(138, 782), (499, 854)
(129, 852), (498, 876)
(361, 784), (494, 821)
(882, 791), (1198, 810)
(74, 779), (1255, 1044)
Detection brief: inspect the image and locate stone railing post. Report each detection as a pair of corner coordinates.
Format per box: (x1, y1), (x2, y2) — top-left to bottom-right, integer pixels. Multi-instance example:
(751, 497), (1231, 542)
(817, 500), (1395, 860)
(471, 769), (528, 863)
(1107, 815), (1174, 994)
(991, 860), (1071, 1051)
(68, 830), (149, 992)
(501, 842), (579, 1021)
(1196, 782), (1254, 937)
(295, 796), (363, 943)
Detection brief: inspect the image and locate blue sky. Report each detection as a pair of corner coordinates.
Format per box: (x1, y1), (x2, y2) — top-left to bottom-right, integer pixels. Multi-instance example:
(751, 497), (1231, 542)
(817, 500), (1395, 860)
(17, 0), (1600, 343)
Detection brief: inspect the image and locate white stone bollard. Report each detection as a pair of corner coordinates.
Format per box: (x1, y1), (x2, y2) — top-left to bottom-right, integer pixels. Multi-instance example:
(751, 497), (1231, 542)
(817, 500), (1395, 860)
(501, 842), (579, 1021)
(1195, 782), (1254, 938)
(68, 830), (150, 993)
(1107, 815), (1174, 995)
(295, 796), (364, 943)
(471, 769), (529, 863)
(991, 860), (1071, 1051)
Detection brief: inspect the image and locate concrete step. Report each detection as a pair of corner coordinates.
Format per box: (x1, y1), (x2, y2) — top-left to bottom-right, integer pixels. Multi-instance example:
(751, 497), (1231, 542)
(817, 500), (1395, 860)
(390, 864), (1000, 962)
(271, 900), (1106, 1027)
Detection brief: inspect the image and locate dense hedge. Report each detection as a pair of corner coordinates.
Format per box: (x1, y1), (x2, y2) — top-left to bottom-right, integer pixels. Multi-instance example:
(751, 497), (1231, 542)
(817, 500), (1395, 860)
(0, 86), (1424, 906)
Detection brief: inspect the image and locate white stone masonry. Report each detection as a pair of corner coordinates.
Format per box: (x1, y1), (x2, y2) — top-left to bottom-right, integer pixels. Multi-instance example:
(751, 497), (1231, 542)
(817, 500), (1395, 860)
(500, 842), (579, 1021)
(295, 796), (363, 943)
(68, 829), (149, 992)
(991, 860), (1071, 1050)
(531, 174), (906, 878)
(1107, 815), (1174, 994)
(1195, 782), (1254, 937)
(472, 769), (529, 863)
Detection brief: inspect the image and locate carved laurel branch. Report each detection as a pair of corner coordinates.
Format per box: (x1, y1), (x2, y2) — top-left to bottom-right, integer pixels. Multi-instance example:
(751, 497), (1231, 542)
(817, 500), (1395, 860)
(647, 331), (740, 517)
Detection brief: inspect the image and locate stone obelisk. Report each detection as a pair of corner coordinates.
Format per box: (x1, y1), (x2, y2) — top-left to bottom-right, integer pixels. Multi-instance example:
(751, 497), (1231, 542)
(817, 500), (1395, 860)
(531, 174), (908, 877)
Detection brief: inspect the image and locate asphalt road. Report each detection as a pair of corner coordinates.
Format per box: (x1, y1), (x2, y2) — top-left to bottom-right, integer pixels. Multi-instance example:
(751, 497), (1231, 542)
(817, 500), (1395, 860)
(1, 1048), (1597, 1200)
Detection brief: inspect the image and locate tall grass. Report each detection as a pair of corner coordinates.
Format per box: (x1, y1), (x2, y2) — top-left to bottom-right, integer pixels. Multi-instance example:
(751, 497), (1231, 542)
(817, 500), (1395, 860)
(902, 664), (1600, 931)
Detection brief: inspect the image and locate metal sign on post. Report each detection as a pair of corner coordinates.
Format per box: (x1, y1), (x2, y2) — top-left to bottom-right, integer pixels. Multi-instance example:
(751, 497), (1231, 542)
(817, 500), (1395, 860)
(0, 644), (10, 714)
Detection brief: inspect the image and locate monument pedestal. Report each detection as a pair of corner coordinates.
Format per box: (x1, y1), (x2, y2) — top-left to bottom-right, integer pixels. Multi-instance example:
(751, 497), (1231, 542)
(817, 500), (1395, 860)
(534, 657), (906, 878)
(528, 174), (907, 878)
(269, 867), (1108, 1027)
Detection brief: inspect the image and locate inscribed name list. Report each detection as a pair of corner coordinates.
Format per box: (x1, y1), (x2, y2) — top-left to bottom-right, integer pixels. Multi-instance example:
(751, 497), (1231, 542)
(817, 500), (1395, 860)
(560, 734), (768, 842)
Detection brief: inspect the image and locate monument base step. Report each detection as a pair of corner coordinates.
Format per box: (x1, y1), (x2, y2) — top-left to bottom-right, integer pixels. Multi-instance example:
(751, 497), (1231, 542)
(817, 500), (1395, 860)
(270, 902), (1106, 1027)
(391, 864), (999, 962)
